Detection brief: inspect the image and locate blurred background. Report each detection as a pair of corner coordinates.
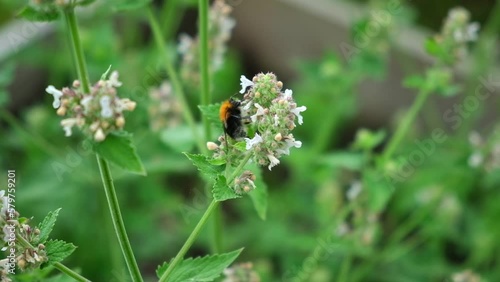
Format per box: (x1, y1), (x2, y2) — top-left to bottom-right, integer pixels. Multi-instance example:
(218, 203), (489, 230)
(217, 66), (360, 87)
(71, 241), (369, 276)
(0, 0), (499, 281)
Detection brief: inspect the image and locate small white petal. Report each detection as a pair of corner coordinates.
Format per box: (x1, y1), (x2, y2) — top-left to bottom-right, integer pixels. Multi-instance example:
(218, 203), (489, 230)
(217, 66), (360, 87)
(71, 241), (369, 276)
(245, 133), (263, 150)
(288, 139), (302, 148)
(242, 101), (252, 111)
(178, 34), (193, 54)
(61, 118), (78, 137)
(100, 96), (113, 118)
(291, 106), (307, 125)
(466, 22), (480, 41)
(453, 30), (465, 42)
(346, 181), (362, 201)
(63, 127), (72, 137)
(468, 152), (483, 168)
(221, 18), (236, 34)
(81, 96), (93, 113)
(46, 85), (63, 108)
(267, 154), (280, 170)
(250, 103), (266, 123)
(283, 89), (293, 100)
(108, 71), (122, 87)
(239, 75), (254, 94)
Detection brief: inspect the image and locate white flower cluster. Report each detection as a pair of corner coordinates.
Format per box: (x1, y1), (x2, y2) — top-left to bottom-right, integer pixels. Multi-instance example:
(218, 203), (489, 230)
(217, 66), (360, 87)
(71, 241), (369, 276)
(444, 7), (480, 43)
(148, 81), (182, 132)
(435, 7), (480, 63)
(178, 0), (236, 85)
(240, 73), (306, 170)
(0, 191), (46, 275)
(46, 71), (136, 142)
(468, 131), (500, 171)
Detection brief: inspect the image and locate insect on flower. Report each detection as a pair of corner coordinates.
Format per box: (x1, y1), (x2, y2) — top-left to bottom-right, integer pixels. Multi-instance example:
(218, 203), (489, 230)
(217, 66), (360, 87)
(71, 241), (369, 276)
(219, 98), (247, 140)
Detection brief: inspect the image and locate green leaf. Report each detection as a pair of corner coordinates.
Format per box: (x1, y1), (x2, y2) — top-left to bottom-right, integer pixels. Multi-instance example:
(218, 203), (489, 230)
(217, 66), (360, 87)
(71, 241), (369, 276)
(43, 240), (77, 267)
(212, 176), (241, 202)
(156, 248), (243, 281)
(100, 65), (112, 80)
(93, 132), (146, 175)
(247, 164), (268, 220)
(160, 125), (195, 152)
(424, 38), (442, 57)
(18, 5), (59, 22)
(403, 74), (425, 90)
(438, 84), (462, 97)
(184, 153), (225, 180)
(352, 128), (386, 151)
(208, 157), (227, 166)
(199, 103), (222, 127)
(233, 141), (247, 152)
(36, 208), (61, 244)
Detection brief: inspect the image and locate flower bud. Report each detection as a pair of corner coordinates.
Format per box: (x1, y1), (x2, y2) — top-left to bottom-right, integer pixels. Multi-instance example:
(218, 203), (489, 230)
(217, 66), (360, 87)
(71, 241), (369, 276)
(207, 142), (219, 151)
(274, 133), (282, 141)
(56, 106), (67, 116)
(94, 128), (105, 142)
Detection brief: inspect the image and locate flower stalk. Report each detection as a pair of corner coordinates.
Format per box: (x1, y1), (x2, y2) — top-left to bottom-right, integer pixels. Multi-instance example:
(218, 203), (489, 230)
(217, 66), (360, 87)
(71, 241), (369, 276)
(147, 5), (207, 154)
(381, 88), (432, 163)
(199, 0), (211, 141)
(63, 7), (143, 282)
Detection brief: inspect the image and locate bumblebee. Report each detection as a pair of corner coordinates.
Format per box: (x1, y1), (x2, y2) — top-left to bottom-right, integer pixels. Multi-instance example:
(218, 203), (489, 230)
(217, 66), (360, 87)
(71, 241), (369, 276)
(219, 98), (247, 140)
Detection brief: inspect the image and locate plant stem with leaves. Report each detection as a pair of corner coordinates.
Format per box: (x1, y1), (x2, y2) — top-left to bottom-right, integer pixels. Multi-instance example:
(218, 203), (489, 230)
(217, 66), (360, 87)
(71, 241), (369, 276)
(159, 152), (253, 281)
(63, 8), (143, 282)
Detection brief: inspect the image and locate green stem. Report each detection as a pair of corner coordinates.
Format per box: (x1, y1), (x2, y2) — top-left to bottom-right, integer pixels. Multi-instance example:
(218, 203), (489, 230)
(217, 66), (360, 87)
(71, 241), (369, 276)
(337, 255), (353, 282)
(146, 6), (206, 154)
(211, 204), (223, 252)
(160, 0), (185, 39)
(159, 199), (219, 282)
(96, 155), (143, 282)
(15, 234), (90, 282)
(159, 153), (253, 282)
(199, 0), (211, 141)
(381, 89), (432, 163)
(63, 8), (91, 93)
(197, 0), (220, 253)
(53, 263), (90, 282)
